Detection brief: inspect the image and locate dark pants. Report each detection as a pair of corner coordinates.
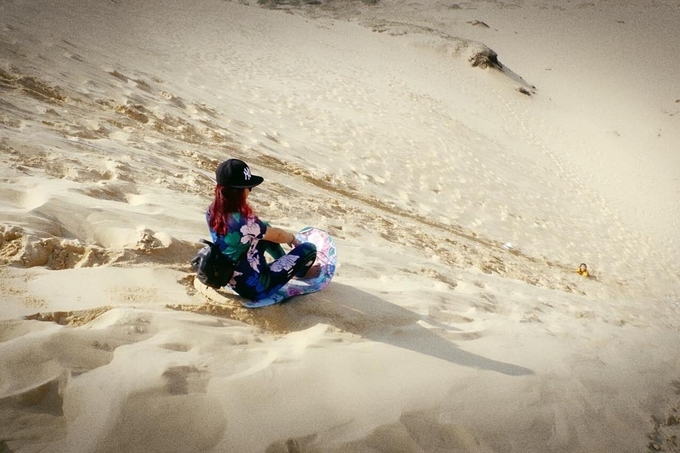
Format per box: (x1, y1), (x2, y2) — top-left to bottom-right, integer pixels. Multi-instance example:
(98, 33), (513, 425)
(233, 242), (317, 300)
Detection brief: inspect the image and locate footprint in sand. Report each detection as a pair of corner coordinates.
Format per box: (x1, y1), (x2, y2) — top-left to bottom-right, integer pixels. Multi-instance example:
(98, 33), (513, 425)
(162, 365), (209, 395)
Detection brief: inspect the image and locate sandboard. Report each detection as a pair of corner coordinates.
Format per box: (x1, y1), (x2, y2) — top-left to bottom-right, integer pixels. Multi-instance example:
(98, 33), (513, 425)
(193, 227), (336, 308)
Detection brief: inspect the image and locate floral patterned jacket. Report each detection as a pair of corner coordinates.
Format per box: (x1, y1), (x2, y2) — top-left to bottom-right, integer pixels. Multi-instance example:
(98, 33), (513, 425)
(206, 211), (287, 296)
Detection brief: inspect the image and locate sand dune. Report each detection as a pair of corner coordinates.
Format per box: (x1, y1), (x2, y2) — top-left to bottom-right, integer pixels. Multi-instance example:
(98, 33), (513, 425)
(1, 0), (679, 451)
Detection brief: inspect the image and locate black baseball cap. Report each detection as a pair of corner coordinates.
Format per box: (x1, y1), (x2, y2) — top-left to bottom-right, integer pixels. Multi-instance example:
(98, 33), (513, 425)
(215, 159), (264, 188)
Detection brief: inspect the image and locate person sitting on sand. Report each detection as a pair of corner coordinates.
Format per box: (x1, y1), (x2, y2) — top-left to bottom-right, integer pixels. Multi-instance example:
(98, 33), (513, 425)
(206, 158), (318, 301)
(575, 263), (590, 277)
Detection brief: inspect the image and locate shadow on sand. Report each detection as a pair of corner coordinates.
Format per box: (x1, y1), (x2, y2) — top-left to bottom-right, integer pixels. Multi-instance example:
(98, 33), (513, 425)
(190, 281), (533, 377)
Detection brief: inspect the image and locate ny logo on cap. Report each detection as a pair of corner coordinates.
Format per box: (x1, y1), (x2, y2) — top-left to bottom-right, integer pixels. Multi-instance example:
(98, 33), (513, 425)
(243, 167), (252, 180)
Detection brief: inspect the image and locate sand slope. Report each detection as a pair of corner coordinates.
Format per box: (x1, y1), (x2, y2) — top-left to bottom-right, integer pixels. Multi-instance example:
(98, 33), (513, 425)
(1, 0), (679, 451)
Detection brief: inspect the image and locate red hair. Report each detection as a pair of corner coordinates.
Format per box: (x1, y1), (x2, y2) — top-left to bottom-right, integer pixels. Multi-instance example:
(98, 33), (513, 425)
(208, 185), (254, 235)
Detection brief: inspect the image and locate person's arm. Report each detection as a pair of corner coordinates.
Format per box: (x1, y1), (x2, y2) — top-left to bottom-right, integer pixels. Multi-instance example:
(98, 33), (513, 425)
(263, 226), (299, 247)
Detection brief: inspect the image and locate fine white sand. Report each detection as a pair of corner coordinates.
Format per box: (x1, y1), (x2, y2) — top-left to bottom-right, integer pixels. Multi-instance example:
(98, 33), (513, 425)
(1, 0), (679, 451)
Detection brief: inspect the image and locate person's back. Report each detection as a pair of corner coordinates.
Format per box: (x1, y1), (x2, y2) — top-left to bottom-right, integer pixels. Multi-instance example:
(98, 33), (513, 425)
(206, 159), (318, 301)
